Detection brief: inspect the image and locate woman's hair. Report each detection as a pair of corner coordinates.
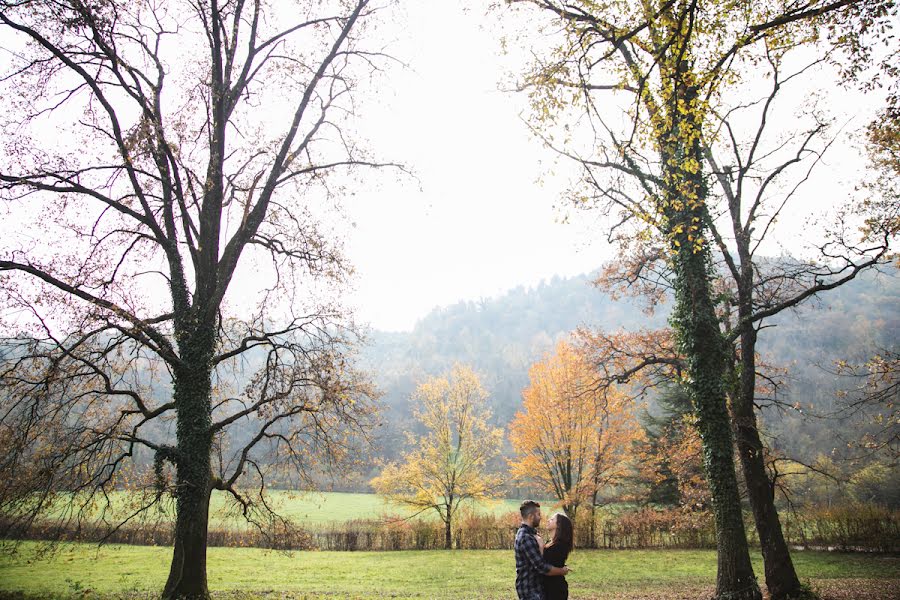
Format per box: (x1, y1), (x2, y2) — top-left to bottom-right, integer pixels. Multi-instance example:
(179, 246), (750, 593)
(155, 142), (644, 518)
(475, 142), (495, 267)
(549, 512), (574, 558)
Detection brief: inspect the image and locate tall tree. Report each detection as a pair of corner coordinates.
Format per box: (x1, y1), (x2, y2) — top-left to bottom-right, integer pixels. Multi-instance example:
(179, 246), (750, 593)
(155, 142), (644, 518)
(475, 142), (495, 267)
(371, 364), (504, 549)
(500, 1), (881, 598)
(509, 340), (643, 525)
(504, 1), (759, 595)
(0, 1), (394, 598)
(595, 48), (896, 599)
(705, 58), (895, 600)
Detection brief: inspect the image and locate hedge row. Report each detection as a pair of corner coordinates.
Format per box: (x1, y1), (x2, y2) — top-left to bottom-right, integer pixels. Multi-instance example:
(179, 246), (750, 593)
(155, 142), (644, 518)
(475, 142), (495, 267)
(2, 504), (897, 552)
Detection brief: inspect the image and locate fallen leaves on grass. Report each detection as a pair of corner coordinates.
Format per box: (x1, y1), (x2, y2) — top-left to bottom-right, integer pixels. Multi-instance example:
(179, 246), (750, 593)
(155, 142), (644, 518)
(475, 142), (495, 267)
(807, 578), (900, 600)
(1, 578), (898, 599)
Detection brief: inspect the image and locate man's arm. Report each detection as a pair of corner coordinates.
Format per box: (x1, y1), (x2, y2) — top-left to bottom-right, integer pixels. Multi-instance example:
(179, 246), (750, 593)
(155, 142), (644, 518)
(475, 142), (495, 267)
(521, 534), (569, 577)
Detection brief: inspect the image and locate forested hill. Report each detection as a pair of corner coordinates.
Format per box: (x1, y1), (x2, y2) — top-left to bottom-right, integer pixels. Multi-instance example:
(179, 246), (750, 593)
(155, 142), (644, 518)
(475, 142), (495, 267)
(360, 273), (669, 436)
(360, 268), (899, 464)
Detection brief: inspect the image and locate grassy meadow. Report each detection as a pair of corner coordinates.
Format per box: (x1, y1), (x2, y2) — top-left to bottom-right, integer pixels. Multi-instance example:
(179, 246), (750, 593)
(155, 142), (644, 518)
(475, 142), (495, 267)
(6, 491), (898, 598)
(0, 541), (898, 600)
(38, 490), (528, 530)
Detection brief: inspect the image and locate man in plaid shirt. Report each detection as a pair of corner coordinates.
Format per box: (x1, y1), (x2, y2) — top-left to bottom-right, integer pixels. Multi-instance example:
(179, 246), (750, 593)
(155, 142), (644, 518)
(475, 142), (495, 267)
(515, 500), (569, 600)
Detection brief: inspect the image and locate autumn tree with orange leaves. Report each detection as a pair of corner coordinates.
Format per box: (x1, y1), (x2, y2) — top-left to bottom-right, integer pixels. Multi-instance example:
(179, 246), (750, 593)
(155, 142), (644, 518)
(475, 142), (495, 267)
(509, 341), (644, 529)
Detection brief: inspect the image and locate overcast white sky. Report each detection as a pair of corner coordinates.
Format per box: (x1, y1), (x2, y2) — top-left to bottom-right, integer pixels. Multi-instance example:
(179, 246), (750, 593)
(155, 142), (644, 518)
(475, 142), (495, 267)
(342, 2), (611, 332)
(338, 2), (882, 332)
(0, 1), (885, 341)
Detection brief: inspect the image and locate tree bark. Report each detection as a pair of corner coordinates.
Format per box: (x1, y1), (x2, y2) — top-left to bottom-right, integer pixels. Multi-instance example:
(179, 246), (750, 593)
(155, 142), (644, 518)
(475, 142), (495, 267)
(589, 500), (597, 549)
(163, 337), (215, 600)
(444, 516), (452, 550)
(163, 473), (212, 600)
(733, 279), (807, 599)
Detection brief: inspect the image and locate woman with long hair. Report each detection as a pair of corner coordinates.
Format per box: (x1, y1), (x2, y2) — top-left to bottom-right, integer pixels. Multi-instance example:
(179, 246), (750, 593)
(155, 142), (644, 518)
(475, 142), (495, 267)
(540, 512), (573, 600)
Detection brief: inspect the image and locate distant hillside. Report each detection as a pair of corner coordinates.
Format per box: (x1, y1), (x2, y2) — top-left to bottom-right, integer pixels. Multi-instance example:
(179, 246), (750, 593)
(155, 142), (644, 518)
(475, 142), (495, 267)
(359, 268), (899, 467)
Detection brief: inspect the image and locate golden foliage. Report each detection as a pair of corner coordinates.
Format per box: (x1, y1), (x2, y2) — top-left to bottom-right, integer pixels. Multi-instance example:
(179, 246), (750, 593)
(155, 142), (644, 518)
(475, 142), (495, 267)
(370, 365), (504, 531)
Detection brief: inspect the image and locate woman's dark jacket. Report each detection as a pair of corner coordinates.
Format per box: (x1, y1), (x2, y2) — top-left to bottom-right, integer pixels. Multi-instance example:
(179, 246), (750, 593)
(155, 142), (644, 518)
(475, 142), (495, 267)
(541, 543), (569, 600)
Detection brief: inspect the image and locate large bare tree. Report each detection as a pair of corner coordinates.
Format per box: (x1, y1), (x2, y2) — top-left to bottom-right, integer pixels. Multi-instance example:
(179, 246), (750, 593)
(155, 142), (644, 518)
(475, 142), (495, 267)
(0, 1), (396, 598)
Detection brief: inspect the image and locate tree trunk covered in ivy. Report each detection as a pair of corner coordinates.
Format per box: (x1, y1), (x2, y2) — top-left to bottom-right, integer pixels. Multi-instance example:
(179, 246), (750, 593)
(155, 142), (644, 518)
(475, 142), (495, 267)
(663, 74), (761, 600)
(163, 328), (216, 600)
(669, 244), (760, 600)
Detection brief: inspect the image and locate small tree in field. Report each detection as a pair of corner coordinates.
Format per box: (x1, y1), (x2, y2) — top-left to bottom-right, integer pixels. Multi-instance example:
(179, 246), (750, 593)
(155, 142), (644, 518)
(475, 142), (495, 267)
(371, 364), (504, 549)
(509, 340), (643, 526)
(0, 1), (395, 598)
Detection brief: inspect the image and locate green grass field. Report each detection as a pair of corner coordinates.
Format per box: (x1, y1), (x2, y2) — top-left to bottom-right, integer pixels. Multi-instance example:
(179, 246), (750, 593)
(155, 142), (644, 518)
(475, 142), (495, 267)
(38, 490), (529, 530)
(0, 542), (898, 599)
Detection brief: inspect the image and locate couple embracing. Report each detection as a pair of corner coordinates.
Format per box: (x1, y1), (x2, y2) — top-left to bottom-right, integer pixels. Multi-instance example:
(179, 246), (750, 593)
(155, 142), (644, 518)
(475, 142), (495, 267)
(514, 500), (573, 600)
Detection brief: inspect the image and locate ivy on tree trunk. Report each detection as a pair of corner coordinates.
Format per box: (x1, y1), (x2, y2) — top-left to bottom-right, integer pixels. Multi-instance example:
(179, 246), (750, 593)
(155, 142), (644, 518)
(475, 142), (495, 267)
(663, 73), (761, 600)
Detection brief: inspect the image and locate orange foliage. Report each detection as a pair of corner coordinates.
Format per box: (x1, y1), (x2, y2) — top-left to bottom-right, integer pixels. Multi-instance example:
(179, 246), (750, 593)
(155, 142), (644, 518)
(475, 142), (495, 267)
(508, 340), (645, 518)
(658, 414), (709, 511)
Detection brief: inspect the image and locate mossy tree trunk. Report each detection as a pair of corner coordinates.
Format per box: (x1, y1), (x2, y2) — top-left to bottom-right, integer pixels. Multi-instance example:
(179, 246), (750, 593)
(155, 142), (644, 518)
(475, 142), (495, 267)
(670, 248), (759, 600)
(662, 73), (761, 600)
(163, 326), (216, 600)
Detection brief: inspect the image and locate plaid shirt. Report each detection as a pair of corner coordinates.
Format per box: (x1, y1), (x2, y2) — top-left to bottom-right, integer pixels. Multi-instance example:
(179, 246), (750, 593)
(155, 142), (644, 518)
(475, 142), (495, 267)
(514, 523), (552, 600)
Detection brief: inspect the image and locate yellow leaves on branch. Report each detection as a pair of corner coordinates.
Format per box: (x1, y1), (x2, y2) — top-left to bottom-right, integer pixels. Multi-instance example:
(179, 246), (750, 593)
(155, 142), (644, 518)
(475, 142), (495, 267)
(370, 365), (504, 521)
(508, 341), (645, 517)
(665, 216), (706, 255)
